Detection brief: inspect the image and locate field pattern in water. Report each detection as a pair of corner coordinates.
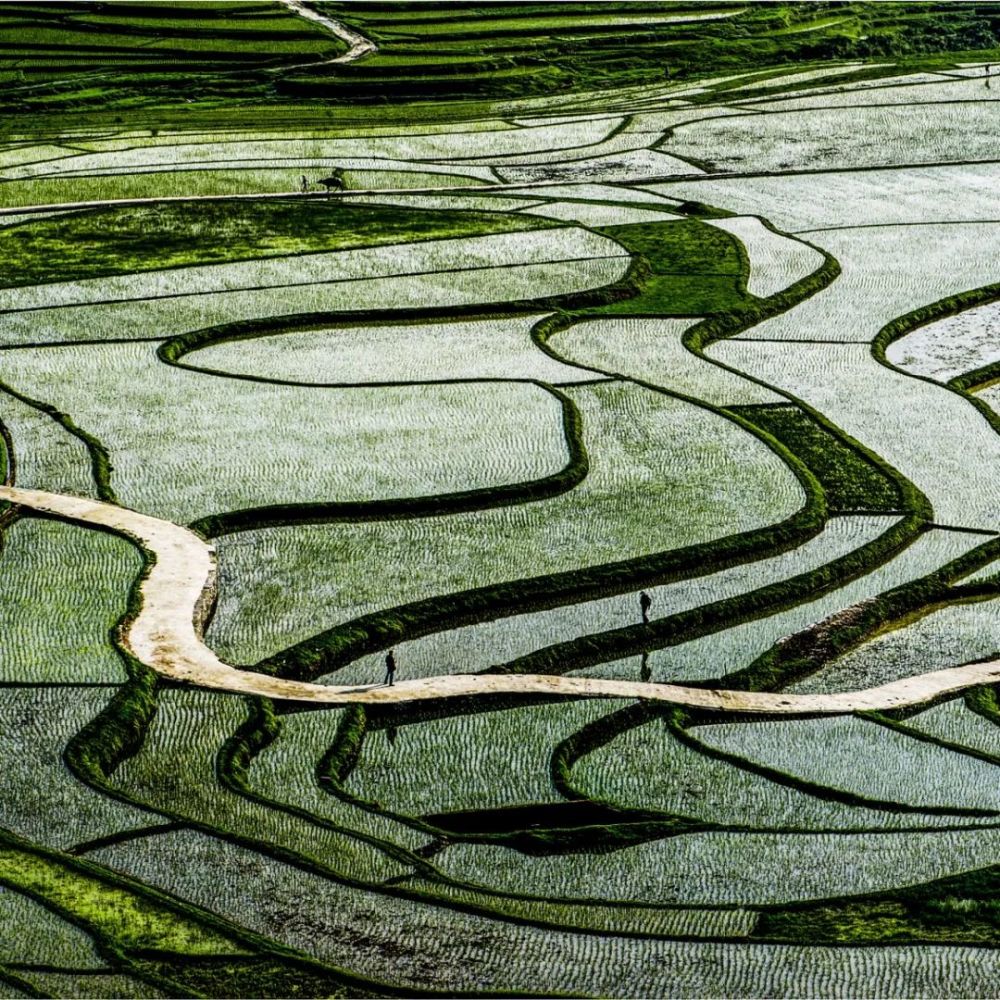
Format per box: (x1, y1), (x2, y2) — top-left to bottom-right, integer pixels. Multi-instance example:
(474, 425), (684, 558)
(3, 4), (1000, 998)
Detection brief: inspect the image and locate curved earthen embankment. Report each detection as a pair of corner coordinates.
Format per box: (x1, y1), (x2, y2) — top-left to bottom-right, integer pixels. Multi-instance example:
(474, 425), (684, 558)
(2, 484), (997, 714)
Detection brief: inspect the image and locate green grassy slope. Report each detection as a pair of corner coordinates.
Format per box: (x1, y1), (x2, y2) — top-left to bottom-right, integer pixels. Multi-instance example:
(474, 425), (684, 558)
(295, 1), (1000, 102)
(5, 2), (1000, 120)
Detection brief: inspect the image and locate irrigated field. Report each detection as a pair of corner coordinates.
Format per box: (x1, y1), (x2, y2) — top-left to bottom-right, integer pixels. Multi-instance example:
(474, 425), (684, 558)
(4, 3), (1000, 999)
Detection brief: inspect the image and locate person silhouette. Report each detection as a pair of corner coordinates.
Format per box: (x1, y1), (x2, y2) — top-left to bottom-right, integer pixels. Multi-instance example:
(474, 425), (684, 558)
(639, 591), (652, 624)
(383, 649), (396, 687)
(640, 651), (651, 682)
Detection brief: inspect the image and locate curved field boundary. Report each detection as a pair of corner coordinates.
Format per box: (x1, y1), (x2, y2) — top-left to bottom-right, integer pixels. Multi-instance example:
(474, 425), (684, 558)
(872, 279), (1000, 442)
(188, 382), (588, 537)
(3, 484), (1000, 716)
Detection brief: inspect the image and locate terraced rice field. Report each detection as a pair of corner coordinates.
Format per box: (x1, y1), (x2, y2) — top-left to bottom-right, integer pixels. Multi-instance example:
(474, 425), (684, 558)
(5, 3), (1000, 998)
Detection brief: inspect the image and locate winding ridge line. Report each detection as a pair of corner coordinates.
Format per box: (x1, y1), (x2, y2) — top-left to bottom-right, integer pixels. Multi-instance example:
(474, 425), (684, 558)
(3, 484), (999, 716)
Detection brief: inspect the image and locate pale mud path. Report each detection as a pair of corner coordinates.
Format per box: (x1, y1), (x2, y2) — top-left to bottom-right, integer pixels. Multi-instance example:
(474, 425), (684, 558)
(2, 483), (998, 715)
(279, 0), (378, 65)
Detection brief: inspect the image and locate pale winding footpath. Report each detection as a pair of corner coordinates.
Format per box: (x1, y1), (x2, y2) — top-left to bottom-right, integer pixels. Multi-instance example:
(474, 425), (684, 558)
(2, 483), (998, 715)
(279, 0), (377, 65)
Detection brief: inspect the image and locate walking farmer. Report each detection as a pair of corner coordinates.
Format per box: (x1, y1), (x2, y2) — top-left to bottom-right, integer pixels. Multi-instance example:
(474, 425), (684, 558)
(640, 591), (652, 624)
(384, 649), (397, 687)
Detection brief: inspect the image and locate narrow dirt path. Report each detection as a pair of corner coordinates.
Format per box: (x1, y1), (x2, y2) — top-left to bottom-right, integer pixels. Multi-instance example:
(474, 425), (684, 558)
(2, 484), (997, 714)
(278, 0), (377, 65)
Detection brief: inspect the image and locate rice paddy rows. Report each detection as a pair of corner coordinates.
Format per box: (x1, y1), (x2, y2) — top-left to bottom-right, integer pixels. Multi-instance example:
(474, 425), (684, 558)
(888, 298), (1000, 383)
(550, 316), (782, 406)
(710, 339), (1000, 528)
(791, 596), (1000, 694)
(975, 381), (1000, 418)
(571, 706), (989, 835)
(0, 342), (572, 523)
(0, 389), (96, 496)
(745, 72), (999, 110)
(663, 103), (1000, 174)
(87, 827), (1000, 997)
(0, 885), (104, 968)
(519, 200), (681, 228)
(905, 697), (1000, 757)
(650, 161), (1000, 231)
(107, 688), (407, 884)
(330, 516), (894, 685)
(0, 519), (140, 684)
(207, 381), (803, 664)
(0, 255), (628, 346)
(593, 527), (984, 684)
(733, 224), (1000, 344)
(1, 120), (618, 177)
(0, 226), (617, 310)
(496, 147), (695, 185)
(246, 704), (428, 853)
(0, 687), (153, 850)
(346, 699), (627, 817)
(183, 314), (586, 385)
(6, 16), (1000, 996)
(434, 826), (1000, 907)
(699, 714), (1000, 814)
(705, 216), (825, 298)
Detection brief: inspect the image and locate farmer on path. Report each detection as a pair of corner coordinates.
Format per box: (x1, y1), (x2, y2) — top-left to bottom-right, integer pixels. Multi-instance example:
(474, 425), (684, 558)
(384, 649), (396, 687)
(300, 174), (309, 193)
(639, 591), (652, 624)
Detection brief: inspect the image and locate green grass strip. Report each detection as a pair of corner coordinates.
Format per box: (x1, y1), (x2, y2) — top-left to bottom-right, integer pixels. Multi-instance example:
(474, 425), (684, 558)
(728, 404), (905, 513)
(966, 683), (1000, 725)
(0, 200), (558, 289)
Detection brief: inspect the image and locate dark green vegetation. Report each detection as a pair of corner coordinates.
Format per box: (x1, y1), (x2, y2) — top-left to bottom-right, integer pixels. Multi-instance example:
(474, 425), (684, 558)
(0, 200), (555, 287)
(0, 1), (339, 101)
(729, 404), (906, 514)
(6, 2), (1000, 119)
(292, 1), (1000, 102)
(755, 857), (1000, 945)
(592, 220), (753, 317)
